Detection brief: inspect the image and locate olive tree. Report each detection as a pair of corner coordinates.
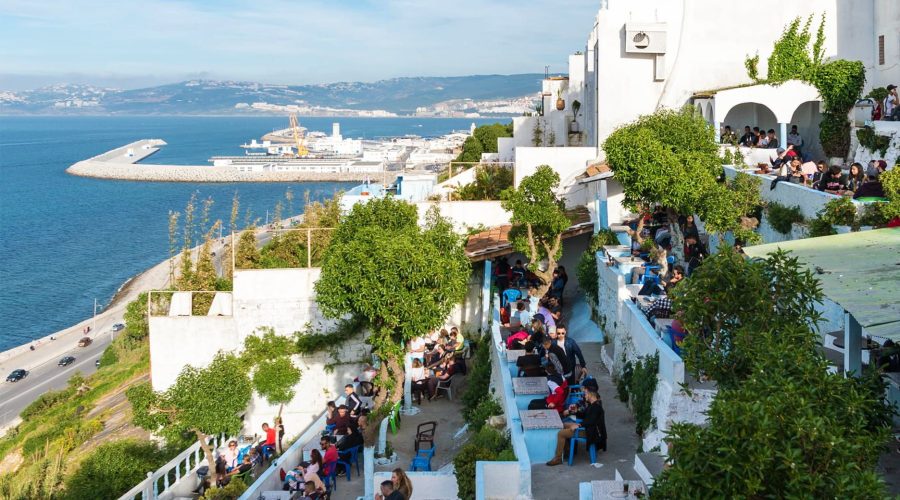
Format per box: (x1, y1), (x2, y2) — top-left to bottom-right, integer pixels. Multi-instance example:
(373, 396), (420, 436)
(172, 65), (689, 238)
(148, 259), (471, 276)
(127, 353), (252, 469)
(672, 248), (823, 388)
(652, 328), (894, 498)
(603, 107), (755, 264)
(314, 198), (469, 441)
(500, 165), (572, 297)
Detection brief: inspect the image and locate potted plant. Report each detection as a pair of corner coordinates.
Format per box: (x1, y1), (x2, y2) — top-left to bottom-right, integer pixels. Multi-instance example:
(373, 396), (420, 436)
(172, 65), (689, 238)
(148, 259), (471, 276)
(570, 99), (582, 133)
(556, 89), (565, 111)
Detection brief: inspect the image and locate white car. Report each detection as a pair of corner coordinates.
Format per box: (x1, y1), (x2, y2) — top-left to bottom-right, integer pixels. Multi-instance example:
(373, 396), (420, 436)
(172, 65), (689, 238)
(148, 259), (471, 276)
(112, 323), (125, 332)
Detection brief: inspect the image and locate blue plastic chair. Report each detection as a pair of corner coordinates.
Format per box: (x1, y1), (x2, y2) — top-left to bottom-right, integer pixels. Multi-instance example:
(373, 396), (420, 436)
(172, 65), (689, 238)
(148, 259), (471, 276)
(337, 445), (362, 480)
(639, 265), (661, 285)
(325, 423), (336, 435)
(322, 462), (338, 492)
(410, 447), (435, 471)
(568, 427), (597, 466)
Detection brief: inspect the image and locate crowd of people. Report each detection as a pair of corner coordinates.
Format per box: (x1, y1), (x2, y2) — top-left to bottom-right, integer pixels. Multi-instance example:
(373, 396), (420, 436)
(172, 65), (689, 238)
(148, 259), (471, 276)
(494, 256), (609, 468)
(407, 326), (467, 403)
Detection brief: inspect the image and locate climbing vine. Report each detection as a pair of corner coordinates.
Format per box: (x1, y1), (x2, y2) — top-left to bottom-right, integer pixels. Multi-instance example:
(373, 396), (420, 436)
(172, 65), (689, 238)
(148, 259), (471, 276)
(856, 126), (891, 157)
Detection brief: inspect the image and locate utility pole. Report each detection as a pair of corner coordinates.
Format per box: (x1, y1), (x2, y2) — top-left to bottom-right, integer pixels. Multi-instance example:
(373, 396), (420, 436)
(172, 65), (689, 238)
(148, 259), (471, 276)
(92, 298), (98, 335)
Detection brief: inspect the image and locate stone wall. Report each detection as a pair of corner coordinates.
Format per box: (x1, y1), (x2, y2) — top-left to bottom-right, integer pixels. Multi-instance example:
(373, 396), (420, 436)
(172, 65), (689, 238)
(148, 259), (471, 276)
(67, 160), (375, 183)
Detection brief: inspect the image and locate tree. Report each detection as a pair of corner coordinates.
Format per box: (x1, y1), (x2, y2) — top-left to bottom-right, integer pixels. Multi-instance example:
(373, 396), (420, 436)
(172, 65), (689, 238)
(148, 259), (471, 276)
(242, 328), (302, 425)
(63, 440), (173, 500)
(603, 106), (751, 264)
(651, 329), (894, 498)
(500, 165), (572, 297)
(235, 229), (261, 269)
(472, 123), (512, 154)
(314, 198), (469, 441)
(452, 165), (513, 201)
(455, 136), (484, 163)
(123, 292), (149, 342)
(127, 353), (252, 470)
(672, 248), (823, 388)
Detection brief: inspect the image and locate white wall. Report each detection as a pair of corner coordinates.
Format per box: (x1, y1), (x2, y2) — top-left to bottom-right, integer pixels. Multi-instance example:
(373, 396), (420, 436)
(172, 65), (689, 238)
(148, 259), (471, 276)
(497, 137), (515, 163)
(590, 0), (847, 150)
(870, 0), (900, 89)
(233, 268), (335, 340)
(414, 200), (512, 234)
(149, 316), (239, 391)
(514, 146), (597, 188)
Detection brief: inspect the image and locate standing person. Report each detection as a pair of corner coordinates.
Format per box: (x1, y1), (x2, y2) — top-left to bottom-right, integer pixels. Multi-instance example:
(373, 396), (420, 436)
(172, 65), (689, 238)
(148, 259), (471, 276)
(684, 236), (707, 276)
(344, 383), (368, 429)
(765, 129), (779, 149)
(392, 468), (413, 499)
(786, 125), (803, 155)
(546, 388), (607, 466)
(275, 416), (285, 454)
(541, 336), (571, 383)
(555, 324), (586, 385)
(885, 84), (899, 121)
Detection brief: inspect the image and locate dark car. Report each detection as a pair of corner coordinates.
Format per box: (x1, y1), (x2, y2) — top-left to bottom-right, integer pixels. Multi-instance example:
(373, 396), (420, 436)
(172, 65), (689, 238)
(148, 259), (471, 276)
(112, 323), (125, 332)
(95, 359), (101, 368)
(58, 356), (76, 367)
(6, 369), (27, 382)
(77, 337), (92, 347)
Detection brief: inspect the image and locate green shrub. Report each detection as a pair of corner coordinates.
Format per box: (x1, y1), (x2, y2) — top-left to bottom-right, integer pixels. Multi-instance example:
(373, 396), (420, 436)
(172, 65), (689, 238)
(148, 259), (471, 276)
(453, 427), (514, 500)
(20, 387), (76, 420)
(454, 166), (513, 201)
(807, 217), (837, 238)
(123, 293), (149, 342)
(200, 478), (248, 500)
(821, 196), (857, 226)
(467, 398), (503, 432)
(461, 339), (493, 425)
(64, 440), (175, 499)
(99, 343), (119, 367)
(576, 250), (600, 306)
(766, 202), (804, 234)
(858, 202), (889, 227)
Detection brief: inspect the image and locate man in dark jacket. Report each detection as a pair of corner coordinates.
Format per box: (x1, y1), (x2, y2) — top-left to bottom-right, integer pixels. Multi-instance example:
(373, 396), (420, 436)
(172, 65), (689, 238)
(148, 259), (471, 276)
(546, 388), (607, 466)
(555, 325), (587, 384)
(542, 337), (571, 380)
(853, 167), (886, 199)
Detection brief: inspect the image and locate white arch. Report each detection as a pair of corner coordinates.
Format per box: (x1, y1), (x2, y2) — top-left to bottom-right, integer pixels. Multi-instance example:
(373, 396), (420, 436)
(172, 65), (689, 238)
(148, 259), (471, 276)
(713, 80), (821, 125)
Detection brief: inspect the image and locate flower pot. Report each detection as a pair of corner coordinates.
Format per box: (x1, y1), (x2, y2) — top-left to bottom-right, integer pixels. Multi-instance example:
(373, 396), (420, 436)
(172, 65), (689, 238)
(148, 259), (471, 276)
(556, 98), (565, 111)
(569, 121), (580, 133)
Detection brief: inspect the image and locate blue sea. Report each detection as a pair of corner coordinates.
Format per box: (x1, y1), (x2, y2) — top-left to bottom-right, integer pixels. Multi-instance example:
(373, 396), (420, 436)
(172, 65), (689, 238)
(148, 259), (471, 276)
(0, 115), (498, 351)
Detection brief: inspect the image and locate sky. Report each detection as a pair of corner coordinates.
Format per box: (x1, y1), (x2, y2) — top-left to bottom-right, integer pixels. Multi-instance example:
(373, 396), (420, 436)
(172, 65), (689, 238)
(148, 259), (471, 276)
(0, 0), (599, 90)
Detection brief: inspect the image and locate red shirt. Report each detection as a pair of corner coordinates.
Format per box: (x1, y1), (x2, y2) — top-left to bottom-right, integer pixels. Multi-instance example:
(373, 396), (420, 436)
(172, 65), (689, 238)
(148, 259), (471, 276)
(264, 427), (276, 446)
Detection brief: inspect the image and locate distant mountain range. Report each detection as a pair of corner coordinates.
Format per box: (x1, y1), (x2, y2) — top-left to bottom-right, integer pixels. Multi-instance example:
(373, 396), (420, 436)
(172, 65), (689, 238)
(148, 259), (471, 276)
(0, 74), (545, 115)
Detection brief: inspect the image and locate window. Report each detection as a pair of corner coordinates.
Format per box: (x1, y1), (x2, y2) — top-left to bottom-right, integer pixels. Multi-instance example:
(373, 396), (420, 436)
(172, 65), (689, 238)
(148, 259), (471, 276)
(878, 35), (884, 65)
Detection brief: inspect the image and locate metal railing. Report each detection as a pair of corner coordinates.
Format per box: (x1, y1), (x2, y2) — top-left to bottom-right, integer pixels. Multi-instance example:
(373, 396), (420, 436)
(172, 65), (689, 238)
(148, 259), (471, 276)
(119, 433), (227, 500)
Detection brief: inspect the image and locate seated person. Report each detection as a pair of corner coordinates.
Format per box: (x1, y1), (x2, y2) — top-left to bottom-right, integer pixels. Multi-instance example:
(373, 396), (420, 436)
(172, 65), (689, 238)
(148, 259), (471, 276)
(331, 405), (352, 436)
(546, 388), (607, 466)
(642, 296), (673, 322)
(338, 423), (364, 452)
(662, 265), (685, 294)
(325, 401), (337, 426)
(427, 353), (457, 399)
(222, 455), (252, 486)
(410, 358), (429, 403)
(376, 479), (406, 500)
(299, 480), (326, 500)
(257, 422), (276, 458)
(450, 327), (466, 354)
(543, 334), (571, 381)
(527, 364), (568, 413)
(425, 343), (446, 369)
(787, 158), (806, 184)
(505, 300), (532, 331)
(516, 341), (545, 377)
(818, 165), (847, 192)
(853, 167), (886, 199)
(506, 328), (531, 350)
(319, 436), (339, 478)
(285, 453), (325, 493)
(536, 299), (556, 330)
(221, 440), (239, 472)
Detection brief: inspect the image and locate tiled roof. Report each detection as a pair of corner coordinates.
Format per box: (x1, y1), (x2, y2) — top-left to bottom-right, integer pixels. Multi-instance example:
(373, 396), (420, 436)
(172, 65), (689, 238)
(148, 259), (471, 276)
(465, 206), (593, 262)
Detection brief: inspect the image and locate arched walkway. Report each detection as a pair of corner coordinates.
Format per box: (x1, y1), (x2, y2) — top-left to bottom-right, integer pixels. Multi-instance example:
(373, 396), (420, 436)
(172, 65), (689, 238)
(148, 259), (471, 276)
(789, 101), (824, 160)
(722, 102), (778, 137)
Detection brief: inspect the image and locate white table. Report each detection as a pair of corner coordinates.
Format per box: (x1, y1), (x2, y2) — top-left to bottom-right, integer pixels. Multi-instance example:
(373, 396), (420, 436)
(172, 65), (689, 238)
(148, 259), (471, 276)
(512, 376), (548, 395)
(506, 349), (525, 362)
(591, 480), (647, 499)
(519, 409), (563, 430)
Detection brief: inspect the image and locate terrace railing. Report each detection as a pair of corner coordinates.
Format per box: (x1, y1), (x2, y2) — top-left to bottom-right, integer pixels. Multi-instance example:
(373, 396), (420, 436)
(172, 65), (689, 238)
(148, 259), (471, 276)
(118, 433), (226, 500)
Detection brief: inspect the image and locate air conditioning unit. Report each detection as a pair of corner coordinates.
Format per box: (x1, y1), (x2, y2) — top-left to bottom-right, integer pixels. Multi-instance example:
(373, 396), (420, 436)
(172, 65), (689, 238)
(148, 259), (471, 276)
(625, 23), (667, 54)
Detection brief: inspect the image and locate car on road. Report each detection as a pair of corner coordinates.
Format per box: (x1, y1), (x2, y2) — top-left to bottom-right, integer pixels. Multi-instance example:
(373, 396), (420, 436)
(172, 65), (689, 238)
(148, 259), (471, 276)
(6, 369), (27, 382)
(77, 337), (92, 347)
(95, 359), (101, 367)
(112, 323), (125, 332)
(58, 356), (76, 366)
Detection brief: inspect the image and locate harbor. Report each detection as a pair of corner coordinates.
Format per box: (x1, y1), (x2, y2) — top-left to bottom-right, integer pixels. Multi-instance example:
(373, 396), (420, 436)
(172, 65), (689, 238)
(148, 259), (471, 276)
(65, 118), (470, 183)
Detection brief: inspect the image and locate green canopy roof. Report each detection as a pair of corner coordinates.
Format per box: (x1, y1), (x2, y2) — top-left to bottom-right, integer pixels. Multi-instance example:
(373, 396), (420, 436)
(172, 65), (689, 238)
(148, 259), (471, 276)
(744, 228), (900, 340)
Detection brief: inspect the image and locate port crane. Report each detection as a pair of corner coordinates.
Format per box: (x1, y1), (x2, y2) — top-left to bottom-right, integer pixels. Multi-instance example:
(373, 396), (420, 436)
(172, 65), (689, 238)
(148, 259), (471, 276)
(288, 113), (309, 157)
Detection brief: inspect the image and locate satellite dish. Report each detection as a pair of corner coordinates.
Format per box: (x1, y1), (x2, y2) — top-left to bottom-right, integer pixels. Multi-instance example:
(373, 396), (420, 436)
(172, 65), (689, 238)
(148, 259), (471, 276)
(633, 32), (650, 49)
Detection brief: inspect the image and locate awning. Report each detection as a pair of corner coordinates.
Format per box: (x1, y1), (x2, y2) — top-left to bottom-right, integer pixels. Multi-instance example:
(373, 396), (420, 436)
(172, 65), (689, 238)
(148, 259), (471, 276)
(743, 228), (900, 340)
(465, 206), (593, 262)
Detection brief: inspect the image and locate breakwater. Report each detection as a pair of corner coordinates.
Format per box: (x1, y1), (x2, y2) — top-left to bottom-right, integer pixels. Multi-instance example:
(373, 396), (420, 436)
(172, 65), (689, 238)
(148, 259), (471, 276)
(66, 139), (379, 183)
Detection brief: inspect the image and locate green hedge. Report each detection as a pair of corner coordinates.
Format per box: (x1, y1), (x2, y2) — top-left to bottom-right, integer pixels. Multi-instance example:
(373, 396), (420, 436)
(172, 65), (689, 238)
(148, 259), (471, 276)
(453, 427), (515, 500)
(766, 202), (804, 234)
(63, 440), (174, 500)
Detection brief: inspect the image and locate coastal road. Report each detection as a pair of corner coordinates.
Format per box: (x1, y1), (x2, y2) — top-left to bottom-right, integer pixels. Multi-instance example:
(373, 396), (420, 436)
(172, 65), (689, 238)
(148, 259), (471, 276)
(0, 311), (122, 430)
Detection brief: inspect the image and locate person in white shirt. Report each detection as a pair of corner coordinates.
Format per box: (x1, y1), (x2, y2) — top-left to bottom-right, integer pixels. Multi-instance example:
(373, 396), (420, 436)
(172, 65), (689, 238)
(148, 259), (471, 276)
(786, 125), (803, 155)
(408, 336), (426, 360)
(886, 85), (899, 121)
